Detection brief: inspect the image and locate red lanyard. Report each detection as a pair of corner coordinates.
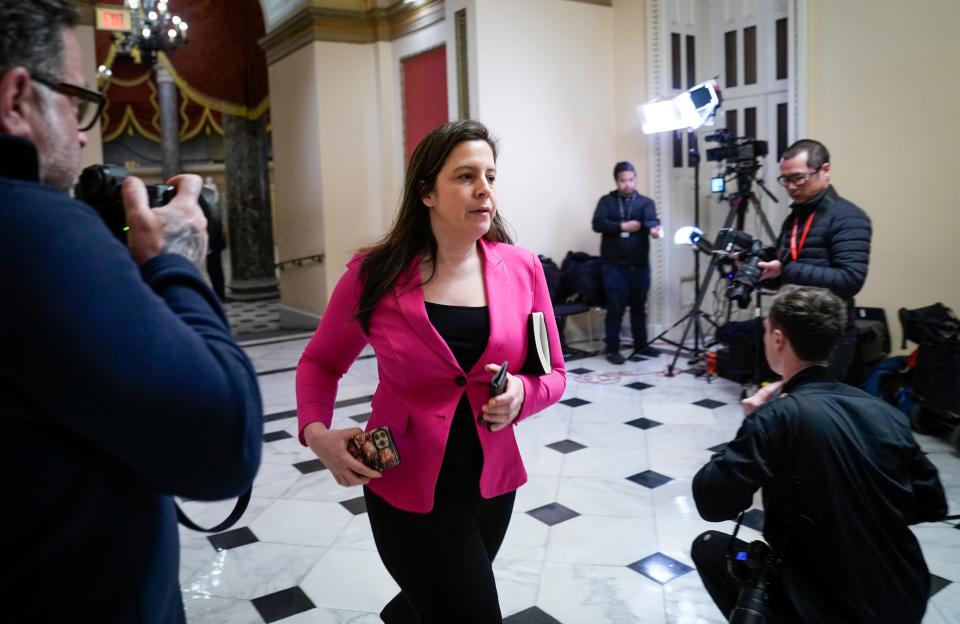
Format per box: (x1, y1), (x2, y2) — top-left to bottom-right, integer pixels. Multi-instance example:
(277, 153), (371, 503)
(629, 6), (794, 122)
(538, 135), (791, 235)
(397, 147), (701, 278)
(791, 212), (815, 261)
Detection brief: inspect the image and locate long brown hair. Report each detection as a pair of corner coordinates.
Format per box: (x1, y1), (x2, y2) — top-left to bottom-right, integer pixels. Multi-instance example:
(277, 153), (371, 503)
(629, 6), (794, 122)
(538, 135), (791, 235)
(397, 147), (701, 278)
(355, 120), (514, 333)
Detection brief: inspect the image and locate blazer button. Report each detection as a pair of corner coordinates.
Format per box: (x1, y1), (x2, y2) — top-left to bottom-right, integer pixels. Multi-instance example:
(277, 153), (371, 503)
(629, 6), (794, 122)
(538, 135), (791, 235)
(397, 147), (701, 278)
(455, 375), (467, 387)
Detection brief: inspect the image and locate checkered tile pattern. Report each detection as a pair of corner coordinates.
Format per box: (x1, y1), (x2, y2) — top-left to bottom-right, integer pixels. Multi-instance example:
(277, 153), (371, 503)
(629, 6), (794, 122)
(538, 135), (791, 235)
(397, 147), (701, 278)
(175, 339), (960, 623)
(225, 298), (280, 336)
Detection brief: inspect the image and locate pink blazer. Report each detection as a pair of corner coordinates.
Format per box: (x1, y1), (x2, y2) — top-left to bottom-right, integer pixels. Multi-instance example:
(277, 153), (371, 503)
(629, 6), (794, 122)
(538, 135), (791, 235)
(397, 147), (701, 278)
(296, 239), (567, 512)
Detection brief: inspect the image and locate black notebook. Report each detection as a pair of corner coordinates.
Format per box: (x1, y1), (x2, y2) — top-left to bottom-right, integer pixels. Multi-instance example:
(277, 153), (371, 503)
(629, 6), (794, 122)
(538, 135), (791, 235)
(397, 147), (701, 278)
(522, 311), (553, 375)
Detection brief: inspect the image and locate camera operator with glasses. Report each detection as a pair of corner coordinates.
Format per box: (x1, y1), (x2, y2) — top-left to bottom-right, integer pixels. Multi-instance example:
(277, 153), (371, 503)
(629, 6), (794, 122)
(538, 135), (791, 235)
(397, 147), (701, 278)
(691, 286), (946, 623)
(0, 1), (262, 621)
(756, 139), (871, 381)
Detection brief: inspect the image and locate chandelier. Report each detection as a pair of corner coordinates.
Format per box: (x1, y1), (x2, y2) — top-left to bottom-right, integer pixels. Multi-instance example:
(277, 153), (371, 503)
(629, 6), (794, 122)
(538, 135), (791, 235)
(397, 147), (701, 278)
(114, 0), (189, 64)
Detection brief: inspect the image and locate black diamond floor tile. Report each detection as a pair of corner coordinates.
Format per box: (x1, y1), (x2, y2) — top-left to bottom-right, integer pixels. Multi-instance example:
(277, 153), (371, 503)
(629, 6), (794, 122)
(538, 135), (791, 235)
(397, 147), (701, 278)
(264, 409), (296, 423)
(263, 430), (293, 443)
(627, 470), (673, 489)
(741, 509), (765, 532)
(208, 527), (258, 551)
(350, 412), (371, 424)
(625, 381), (654, 391)
(334, 394), (374, 409)
(625, 417), (661, 430)
(527, 502), (580, 526)
(569, 367), (594, 375)
(251, 586), (315, 623)
(628, 552), (694, 584)
(293, 459), (327, 474)
(559, 397), (591, 408)
(707, 442), (728, 454)
(546, 439), (587, 454)
(693, 398), (727, 409)
(930, 574), (952, 597)
(504, 606), (563, 624)
(340, 496), (367, 515)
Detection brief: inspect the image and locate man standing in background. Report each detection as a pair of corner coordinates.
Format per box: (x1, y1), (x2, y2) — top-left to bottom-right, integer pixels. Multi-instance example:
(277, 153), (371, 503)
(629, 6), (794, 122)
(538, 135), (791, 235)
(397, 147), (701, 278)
(592, 161), (663, 364)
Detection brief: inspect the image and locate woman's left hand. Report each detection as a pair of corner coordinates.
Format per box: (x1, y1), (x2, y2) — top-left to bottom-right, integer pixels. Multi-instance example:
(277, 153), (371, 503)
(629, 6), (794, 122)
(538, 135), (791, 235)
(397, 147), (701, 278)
(481, 363), (525, 432)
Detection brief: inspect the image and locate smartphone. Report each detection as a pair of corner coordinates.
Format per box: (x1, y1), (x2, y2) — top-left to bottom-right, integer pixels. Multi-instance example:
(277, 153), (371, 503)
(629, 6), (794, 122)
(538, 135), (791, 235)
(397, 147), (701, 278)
(479, 361), (509, 428)
(347, 426), (400, 471)
(490, 361), (509, 397)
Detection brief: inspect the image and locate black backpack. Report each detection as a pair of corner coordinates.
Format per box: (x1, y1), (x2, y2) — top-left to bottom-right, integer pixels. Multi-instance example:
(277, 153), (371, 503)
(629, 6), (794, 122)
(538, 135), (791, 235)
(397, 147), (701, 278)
(899, 303), (960, 416)
(538, 255), (564, 304)
(560, 251), (606, 307)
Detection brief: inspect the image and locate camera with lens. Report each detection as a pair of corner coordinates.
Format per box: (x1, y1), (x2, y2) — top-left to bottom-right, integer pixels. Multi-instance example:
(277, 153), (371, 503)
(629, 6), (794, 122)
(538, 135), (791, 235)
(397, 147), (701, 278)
(713, 228), (767, 309)
(705, 128), (769, 164)
(725, 539), (779, 624)
(75, 164), (212, 243)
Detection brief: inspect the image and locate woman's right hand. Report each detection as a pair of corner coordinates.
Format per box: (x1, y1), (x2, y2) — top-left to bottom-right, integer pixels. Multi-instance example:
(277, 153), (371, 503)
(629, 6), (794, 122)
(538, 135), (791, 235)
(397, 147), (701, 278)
(303, 422), (382, 487)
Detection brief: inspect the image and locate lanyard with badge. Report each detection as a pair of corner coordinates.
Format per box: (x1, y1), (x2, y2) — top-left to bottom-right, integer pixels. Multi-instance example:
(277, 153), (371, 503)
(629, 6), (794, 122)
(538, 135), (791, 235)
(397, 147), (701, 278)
(790, 212), (815, 261)
(619, 196), (631, 238)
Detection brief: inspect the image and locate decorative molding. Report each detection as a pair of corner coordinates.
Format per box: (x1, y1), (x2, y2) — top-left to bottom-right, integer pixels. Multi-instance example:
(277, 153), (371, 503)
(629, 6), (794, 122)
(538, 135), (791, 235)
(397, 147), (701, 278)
(646, 0), (666, 327)
(454, 8), (469, 120)
(563, 0), (613, 6)
(260, 0), (445, 65)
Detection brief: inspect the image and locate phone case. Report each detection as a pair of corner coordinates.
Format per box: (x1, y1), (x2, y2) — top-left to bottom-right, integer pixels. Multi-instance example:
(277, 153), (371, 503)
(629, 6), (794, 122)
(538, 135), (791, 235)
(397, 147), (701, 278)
(347, 426), (401, 471)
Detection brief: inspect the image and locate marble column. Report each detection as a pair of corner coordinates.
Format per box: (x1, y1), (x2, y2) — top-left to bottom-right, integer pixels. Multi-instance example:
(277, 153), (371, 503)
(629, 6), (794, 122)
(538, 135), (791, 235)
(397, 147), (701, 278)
(223, 113), (278, 300)
(155, 64), (180, 180)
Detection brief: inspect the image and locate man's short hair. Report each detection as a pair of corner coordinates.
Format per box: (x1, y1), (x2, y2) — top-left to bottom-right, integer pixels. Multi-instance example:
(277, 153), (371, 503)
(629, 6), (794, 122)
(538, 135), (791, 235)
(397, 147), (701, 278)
(0, 0), (78, 81)
(781, 139), (830, 170)
(768, 286), (846, 363)
(613, 161), (636, 178)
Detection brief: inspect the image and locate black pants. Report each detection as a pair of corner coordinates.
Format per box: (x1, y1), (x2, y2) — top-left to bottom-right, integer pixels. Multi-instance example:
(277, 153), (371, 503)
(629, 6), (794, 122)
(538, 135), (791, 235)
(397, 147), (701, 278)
(827, 326), (859, 383)
(364, 485), (515, 623)
(692, 530), (798, 622)
(601, 262), (651, 351)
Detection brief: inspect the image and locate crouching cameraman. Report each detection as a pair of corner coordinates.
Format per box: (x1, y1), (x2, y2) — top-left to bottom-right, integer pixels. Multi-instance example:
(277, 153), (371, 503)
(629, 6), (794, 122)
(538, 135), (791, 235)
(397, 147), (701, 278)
(691, 286), (946, 623)
(1, 2), (262, 621)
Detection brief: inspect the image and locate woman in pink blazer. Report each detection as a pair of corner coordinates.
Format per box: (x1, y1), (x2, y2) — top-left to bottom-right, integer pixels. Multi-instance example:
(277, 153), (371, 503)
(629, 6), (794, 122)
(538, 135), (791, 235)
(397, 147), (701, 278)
(296, 120), (566, 622)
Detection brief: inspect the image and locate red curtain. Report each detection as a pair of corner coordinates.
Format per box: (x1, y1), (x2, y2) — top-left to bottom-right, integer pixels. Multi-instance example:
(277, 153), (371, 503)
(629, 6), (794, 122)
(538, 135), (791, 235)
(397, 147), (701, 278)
(94, 0), (269, 142)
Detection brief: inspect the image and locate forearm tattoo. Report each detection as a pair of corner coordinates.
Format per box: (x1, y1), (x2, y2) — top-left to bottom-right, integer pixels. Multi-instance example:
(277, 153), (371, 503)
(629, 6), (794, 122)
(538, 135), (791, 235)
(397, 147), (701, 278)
(160, 211), (208, 266)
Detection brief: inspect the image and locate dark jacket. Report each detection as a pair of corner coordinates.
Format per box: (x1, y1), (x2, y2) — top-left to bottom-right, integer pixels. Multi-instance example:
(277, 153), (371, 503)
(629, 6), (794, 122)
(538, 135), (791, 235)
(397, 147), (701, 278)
(591, 190), (660, 265)
(0, 134), (263, 623)
(693, 366), (947, 624)
(773, 185), (871, 303)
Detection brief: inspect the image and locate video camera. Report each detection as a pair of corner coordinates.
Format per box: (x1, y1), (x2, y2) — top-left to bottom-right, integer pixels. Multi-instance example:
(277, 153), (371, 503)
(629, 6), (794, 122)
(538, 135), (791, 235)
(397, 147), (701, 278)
(75, 164), (212, 243)
(703, 128), (770, 162)
(705, 128), (769, 164)
(725, 539), (779, 623)
(713, 228), (767, 309)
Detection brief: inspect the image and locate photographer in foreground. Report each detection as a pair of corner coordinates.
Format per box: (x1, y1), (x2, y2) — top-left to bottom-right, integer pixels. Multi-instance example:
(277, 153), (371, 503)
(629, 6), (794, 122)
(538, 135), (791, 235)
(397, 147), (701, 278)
(691, 286), (946, 623)
(0, 1), (262, 621)
(757, 139), (871, 380)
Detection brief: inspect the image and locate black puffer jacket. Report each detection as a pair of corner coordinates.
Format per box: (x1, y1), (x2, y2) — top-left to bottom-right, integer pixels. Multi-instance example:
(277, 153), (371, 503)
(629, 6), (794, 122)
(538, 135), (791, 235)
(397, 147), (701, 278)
(773, 186), (871, 301)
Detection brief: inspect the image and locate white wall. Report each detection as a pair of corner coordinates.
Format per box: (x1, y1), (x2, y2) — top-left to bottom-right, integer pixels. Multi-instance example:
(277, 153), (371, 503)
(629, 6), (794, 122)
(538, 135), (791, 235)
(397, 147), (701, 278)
(805, 0), (960, 351)
(472, 0), (617, 261)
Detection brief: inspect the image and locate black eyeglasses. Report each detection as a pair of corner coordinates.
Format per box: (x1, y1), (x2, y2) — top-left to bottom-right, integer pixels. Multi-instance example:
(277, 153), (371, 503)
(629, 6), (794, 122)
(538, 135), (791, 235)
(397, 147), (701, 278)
(31, 75), (106, 132)
(776, 167), (821, 187)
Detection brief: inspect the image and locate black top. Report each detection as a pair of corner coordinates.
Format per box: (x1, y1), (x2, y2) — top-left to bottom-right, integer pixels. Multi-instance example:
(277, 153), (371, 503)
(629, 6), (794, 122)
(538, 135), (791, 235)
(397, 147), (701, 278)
(1, 133), (263, 623)
(693, 366), (947, 623)
(591, 190), (660, 265)
(425, 302), (490, 490)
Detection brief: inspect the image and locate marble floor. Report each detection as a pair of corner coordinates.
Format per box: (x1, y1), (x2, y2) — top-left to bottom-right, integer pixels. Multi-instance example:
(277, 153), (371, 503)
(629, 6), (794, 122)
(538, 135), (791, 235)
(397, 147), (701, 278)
(178, 330), (960, 623)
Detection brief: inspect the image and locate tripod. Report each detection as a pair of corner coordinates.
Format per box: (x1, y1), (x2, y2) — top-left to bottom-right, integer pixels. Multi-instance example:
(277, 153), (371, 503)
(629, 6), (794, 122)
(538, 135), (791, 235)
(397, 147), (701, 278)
(648, 162), (779, 377)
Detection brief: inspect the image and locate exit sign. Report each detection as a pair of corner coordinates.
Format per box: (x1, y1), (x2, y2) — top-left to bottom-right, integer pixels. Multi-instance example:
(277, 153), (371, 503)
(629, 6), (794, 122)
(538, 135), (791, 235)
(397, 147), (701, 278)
(95, 6), (132, 32)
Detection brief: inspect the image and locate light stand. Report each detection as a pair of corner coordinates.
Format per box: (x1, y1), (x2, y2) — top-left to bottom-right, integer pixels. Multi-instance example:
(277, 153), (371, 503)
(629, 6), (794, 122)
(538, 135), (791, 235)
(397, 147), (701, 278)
(648, 130), (721, 376)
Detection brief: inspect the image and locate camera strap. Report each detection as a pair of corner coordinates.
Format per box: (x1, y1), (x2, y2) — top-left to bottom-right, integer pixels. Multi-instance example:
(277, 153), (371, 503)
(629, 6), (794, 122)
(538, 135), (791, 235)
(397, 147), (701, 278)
(174, 487), (252, 533)
(790, 212), (815, 261)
